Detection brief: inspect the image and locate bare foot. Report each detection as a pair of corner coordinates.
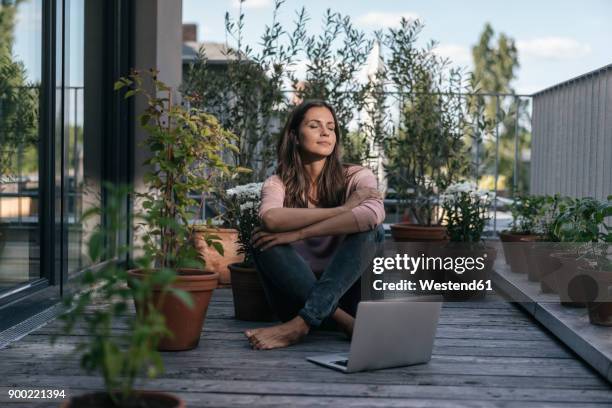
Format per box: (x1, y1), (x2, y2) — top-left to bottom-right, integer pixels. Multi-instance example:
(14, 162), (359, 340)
(332, 308), (355, 339)
(245, 316), (310, 350)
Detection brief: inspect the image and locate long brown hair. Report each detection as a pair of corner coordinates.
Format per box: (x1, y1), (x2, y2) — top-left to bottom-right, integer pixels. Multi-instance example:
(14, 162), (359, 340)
(276, 100), (347, 208)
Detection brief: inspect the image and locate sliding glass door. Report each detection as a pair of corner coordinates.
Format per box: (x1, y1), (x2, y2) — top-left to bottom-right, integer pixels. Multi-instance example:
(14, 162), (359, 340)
(0, 0), (44, 294)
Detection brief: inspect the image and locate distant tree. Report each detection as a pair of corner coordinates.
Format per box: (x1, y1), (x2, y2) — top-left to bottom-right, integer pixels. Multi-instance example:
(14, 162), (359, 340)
(471, 23), (518, 119)
(0, 0), (39, 179)
(470, 23), (530, 195)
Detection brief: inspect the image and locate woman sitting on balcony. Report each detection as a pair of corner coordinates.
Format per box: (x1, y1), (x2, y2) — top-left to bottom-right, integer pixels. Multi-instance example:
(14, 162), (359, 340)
(245, 100), (385, 350)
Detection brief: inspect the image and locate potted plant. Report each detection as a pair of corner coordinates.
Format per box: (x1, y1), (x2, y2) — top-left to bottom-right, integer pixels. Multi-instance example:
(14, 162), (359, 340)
(192, 221), (244, 287)
(552, 197), (608, 307)
(191, 182), (246, 287)
(531, 194), (568, 292)
(438, 182), (496, 299)
(381, 20), (471, 243)
(555, 197), (611, 310)
(226, 182), (276, 321)
(56, 185), (185, 408)
(579, 233), (612, 326)
(116, 70), (246, 350)
(499, 194), (545, 274)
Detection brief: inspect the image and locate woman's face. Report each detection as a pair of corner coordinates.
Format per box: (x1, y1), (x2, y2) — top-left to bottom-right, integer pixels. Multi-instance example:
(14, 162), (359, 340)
(296, 106), (337, 158)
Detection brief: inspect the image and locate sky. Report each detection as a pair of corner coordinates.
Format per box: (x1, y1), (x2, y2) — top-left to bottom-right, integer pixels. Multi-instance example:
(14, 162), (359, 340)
(183, 0), (612, 95)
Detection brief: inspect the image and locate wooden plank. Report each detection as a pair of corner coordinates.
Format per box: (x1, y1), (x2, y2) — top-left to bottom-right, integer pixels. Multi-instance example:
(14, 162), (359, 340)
(4, 389), (612, 408)
(3, 376), (612, 404)
(2, 285), (611, 408)
(492, 258), (612, 383)
(8, 336), (575, 359)
(0, 351), (598, 379)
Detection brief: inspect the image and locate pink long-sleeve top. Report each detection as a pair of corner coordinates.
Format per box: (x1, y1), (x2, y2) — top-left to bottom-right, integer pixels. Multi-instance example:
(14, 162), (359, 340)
(258, 165), (385, 275)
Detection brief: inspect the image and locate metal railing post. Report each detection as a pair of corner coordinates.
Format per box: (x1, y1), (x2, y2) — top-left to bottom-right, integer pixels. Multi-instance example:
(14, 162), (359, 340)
(493, 95), (500, 234)
(513, 97), (520, 196)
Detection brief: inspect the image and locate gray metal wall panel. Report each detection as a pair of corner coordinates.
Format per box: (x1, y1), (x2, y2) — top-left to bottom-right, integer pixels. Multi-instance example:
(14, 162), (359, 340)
(562, 85), (570, 195)
(532, 67), (612, 199)
(602, 70), (612, 197)
(531, 92), (540, 193)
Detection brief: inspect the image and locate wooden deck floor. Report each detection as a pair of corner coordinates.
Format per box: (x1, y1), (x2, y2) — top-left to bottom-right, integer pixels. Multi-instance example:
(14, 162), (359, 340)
(1, 289), (611, 407)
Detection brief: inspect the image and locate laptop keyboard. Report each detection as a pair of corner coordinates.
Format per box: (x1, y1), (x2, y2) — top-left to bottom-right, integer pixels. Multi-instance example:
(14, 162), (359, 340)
(332, 360), (348, 367)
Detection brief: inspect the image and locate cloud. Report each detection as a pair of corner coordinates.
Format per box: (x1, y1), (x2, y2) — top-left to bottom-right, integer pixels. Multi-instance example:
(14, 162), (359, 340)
(230, 0), (272, 10)
(434, 44), (472, 66)
(516, 37), (592, 60)
(356, 11), (420, 28)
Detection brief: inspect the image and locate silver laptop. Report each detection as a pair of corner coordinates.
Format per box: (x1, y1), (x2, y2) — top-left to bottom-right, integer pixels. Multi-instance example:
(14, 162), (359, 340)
(306, 297), (442, 373)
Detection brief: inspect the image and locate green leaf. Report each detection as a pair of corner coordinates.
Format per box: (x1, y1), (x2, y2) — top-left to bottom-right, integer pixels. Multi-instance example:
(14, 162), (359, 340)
(88, 231), (104, 261)
(211, 241), (224, 256)
(140, 114), (151, 126)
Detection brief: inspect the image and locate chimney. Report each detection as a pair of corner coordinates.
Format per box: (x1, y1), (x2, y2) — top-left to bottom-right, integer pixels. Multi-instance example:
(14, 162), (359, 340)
(183, 24), (197, 42)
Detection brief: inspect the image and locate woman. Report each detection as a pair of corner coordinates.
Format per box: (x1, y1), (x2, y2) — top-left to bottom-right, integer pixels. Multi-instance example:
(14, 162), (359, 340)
(246, 100), (386, 350)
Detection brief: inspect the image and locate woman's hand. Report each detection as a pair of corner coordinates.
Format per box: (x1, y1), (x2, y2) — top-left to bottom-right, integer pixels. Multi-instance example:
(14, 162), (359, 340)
(251, 227), (304, 251)
(342, 188), (383, 210)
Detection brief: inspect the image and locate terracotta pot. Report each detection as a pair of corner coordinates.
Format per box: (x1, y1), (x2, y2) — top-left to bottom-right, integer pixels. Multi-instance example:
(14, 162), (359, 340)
(533, 244), (561, 293)
(388, 225), (447, 291)
(436, 244), (497, 300)
(229, 263), (276, 322)
(586, 302), (612, 326)
(577, 266), (612, 326)
(390, 223), (448, 242)
(550, 253), (588, 308)
(524, 243), (541, 282)
(193, 227), (244, 287)
(499, 231), (541, 274)
(128, 268), (218, 351)
(60, 390), (185, 408)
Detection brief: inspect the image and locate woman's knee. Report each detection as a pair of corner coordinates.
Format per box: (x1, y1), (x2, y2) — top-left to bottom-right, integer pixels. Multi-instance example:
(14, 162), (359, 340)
(346, 224), (385, 244)
(252, 244), (287, 263)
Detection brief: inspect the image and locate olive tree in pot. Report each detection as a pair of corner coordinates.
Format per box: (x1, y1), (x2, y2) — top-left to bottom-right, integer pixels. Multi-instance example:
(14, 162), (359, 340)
(116, 70), (246, 350)
(381, 19), (471, 243)
(56, 185), (186, 408)
(226, 182), (276, 321)
(438, 182), (495, 300)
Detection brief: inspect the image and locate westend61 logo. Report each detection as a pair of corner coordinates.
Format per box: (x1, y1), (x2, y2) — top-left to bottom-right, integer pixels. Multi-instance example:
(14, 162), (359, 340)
(372, 253), (488, 275)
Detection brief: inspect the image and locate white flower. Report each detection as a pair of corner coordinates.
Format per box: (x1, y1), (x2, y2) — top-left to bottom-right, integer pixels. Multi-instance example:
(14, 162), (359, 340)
(240, 201), (256, 211)
(227, 182), (263, 200)
(445, 181), (477, 195)
(442, 181), (491, 206)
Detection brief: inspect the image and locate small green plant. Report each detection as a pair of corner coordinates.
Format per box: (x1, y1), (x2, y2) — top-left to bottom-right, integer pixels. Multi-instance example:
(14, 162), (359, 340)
(509, 194), (545, 235)
(534, 194), (569, 241)
(55, 185), (190, 406)
(553, 196), (612, 243)
(441, 182), (491, 243)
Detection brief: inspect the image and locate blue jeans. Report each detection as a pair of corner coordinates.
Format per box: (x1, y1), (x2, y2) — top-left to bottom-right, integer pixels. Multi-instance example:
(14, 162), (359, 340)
(252, 225), (385, 327)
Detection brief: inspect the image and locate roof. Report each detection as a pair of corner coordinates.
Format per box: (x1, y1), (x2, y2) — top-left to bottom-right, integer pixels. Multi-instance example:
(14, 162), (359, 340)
(182, 41), (248, 65)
